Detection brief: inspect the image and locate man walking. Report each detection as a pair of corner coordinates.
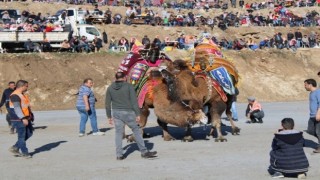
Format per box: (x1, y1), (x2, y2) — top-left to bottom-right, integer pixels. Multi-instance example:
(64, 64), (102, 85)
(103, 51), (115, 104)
(105, 72), (157, 160)
(76, 78), (105, 137)
(8, 80), (33, 158)
(0, 81), (16, 134)
(304, 79), (320, 153)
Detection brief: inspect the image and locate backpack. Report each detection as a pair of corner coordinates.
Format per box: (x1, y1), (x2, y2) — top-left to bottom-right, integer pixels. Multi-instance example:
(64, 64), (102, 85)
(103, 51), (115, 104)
(102, 31), (108, 44)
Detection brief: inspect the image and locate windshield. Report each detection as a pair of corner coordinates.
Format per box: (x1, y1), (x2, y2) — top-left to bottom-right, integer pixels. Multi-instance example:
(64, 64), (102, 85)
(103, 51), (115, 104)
(55, 9), (66, 16)
(86, 27), (100, 36)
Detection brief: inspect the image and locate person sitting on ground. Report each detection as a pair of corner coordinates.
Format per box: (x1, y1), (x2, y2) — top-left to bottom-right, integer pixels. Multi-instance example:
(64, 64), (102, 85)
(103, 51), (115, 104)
(109, 36), (117, 51)
(245, 96), (264, 123)
(24, 39), (35, 53)
(269, 118), (309, 179)
(59, 39), (71, 52)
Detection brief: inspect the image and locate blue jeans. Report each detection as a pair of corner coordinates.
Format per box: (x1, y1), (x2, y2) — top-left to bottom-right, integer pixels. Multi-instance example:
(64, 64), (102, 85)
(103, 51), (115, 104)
(112, 110), (148, 157)
(12, 121), (33, 154)
(231, 102), (238, 120)
(77, 106), (99, 134)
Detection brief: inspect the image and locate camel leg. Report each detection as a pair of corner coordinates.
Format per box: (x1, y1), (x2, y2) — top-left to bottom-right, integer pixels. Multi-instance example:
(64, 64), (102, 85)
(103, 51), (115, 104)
(140, 106), (151, 138)
(211, 101), (227, 142)
(182, 124), (194, 142)
(157, 118), (175, 141)
(127, 106), (150, 142)
(226, 99), (240, 135)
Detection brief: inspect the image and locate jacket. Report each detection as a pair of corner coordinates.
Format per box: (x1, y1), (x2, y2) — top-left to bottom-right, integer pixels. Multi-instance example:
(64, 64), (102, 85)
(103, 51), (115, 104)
(105, 81), (140, 118)
(270, 130), (309, 174)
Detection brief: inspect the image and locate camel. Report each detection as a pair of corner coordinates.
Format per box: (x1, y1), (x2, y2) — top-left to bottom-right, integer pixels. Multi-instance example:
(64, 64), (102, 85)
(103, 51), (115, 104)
(161, 59), (240, 142)
(138, 70), (207, 141)
(120, 48), (207, 142)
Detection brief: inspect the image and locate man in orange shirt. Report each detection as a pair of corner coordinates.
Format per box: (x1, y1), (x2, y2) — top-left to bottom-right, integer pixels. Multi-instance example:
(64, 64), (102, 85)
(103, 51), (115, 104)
(246, 97), (264, 123)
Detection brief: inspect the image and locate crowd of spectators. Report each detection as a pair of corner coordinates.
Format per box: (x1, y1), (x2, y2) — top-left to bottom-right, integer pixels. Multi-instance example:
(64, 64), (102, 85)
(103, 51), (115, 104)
(105, 29), (319, 53)
(0, 0), (319, 53)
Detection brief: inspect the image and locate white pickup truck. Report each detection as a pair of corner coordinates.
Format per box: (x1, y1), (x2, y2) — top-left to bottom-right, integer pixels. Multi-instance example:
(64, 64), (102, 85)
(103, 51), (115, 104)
(0, 24), (101, 52)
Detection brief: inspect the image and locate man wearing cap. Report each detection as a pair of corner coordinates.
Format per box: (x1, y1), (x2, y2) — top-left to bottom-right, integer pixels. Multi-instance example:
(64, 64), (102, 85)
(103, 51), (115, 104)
(245, 97), (264, 123)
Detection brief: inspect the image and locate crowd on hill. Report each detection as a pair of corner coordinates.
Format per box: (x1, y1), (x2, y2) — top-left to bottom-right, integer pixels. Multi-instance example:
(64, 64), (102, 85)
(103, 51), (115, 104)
(106, 29), (319, 53)
(0, 0), (319, 53)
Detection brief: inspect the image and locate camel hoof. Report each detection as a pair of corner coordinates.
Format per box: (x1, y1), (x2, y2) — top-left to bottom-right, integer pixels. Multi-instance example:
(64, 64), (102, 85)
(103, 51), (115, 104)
(182, 136), (194, 142)
(126, 135), (136, 143)
(214, 137), (227, 142)
(163, 135), (175, 141)
(231, 127), (241, 135)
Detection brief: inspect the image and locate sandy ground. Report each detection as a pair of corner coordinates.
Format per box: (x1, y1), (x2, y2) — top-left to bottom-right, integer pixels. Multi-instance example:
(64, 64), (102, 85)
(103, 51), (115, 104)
(0, 101), (319, 180)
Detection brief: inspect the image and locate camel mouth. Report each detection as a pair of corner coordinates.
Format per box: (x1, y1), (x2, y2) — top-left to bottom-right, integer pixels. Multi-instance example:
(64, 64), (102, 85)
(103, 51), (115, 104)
(189, 110), (208, 125)
(198, 111), (208, 125)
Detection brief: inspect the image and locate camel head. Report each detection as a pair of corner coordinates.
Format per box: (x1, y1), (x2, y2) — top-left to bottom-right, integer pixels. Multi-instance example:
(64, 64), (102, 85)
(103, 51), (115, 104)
(161, 61), (200, 102)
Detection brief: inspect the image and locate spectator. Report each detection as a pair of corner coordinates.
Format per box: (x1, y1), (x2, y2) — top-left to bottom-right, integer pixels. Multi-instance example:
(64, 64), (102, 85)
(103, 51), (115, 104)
(259, 38), (270, 49)
(109, 36), (117, 51)
(177, 34), (185, 49)
(92, 36), (103, 52)
(59, 39), (71, 52)
(24, 39), (35, 53)
(42, 38), (52, 52)
(245, 96), (264, 123)
(269, 118), (309, 179)
(142, 35), (151, 46)
(118, 37), (129, 51)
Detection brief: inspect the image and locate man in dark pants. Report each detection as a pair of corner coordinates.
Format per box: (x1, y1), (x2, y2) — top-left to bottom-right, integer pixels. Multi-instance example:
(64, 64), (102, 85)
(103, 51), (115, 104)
(105, 72), (157, 160)
(304, 79), (320, 153)
(0, 81), (16, 134)
(8, 80), (33, 158)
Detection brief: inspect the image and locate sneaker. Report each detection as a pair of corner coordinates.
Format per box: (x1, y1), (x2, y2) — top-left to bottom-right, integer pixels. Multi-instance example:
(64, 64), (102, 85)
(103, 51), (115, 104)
(92, 131), (105, 136)
(297, 173), (306, 179)
(272, 172), (284, 178)
(19, 153), (32, 159)
(79, 133), (85, 137)
(9, 146), (20, 155)
(313, 147), (320, 153)
(141, 151), (157, 158)
(116, 156), (126, 160)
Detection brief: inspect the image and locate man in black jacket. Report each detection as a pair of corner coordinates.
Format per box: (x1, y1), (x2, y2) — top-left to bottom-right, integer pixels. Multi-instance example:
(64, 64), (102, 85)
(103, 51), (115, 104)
(0, 81), (15, 133)
(105, 72), (157, 160)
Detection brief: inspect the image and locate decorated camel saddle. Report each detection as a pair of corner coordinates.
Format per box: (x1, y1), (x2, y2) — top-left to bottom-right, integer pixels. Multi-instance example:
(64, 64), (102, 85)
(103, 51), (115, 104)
(118, 49), (172, 108)
(185, 43), (240, 97)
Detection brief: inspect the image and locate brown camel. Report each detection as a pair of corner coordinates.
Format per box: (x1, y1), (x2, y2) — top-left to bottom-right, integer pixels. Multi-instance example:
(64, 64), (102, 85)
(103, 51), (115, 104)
(161, 60), (240, 142)
(129, 70), (207, 142)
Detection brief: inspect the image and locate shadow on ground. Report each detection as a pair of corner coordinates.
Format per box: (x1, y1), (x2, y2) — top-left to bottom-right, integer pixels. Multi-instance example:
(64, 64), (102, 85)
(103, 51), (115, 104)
(143, 123), (237, 141)
(87, 128), (113, 135)
(123, 140), (155, 157)
(33, 126), (47, 130)
(30, 141), (67, 156)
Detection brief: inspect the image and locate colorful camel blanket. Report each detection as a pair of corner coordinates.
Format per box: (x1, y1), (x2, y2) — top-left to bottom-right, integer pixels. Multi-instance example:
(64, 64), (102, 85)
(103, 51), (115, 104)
(209, 67), (235, 95)
(196, 74), (228, 102)
(137, 79), (162, 108)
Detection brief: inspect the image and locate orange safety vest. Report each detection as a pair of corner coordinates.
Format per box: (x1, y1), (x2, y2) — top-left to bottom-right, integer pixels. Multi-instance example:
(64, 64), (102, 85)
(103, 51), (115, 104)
(9, 91), (30, 117)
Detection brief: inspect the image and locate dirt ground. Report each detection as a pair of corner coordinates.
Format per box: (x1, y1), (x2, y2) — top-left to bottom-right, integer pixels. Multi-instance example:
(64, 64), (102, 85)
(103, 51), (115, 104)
(0, 102), (319, 180)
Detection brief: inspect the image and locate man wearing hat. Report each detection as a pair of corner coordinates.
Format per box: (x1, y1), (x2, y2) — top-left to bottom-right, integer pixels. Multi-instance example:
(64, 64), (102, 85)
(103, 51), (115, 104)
(245, 97), (264, 123)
